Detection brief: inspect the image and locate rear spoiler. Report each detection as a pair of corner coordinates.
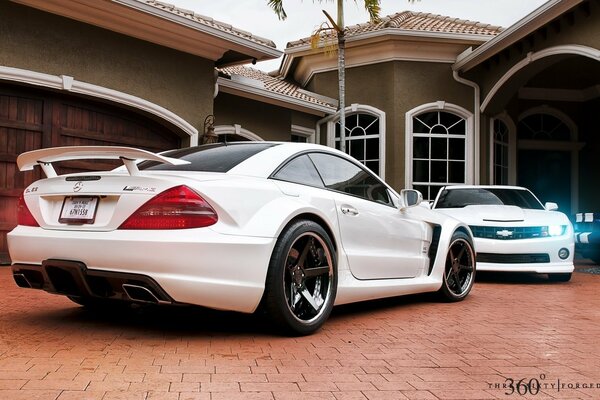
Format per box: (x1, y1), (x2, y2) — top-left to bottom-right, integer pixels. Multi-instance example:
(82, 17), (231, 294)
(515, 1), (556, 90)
(17, 146), (190, 177)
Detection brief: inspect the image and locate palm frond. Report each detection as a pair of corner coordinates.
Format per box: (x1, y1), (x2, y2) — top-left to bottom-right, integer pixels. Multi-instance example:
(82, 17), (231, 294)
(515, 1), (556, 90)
(310, 23), (337, 54)
(268, 0), (287, 20)
(362, 0), (381, 23)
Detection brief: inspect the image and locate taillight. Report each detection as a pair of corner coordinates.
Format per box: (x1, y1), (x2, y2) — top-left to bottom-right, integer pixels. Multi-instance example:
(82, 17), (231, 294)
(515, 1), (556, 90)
(119, 185), (218, 230)
(17, 193), (39, 227)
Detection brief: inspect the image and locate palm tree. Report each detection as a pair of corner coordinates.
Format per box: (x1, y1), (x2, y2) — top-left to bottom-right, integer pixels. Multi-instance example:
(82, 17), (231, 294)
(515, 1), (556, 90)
(268, 0), (381, 153)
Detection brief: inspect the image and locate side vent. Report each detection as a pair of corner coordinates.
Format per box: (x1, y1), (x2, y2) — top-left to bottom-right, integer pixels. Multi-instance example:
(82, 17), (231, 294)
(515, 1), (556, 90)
(428, 225), (442, 276)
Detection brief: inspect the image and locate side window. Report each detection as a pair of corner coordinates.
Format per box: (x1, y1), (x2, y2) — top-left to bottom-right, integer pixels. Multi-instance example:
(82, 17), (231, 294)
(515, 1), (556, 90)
(309, 153), (392, 206)
(272, 154), (324, 188)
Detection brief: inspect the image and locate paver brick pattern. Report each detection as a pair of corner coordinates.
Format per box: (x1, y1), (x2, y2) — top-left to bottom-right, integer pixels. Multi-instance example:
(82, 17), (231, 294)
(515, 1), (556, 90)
(0, 267), (599, 400)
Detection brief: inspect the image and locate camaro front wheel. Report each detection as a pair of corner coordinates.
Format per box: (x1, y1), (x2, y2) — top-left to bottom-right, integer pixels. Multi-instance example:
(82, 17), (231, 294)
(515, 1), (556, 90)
(264, 220), (337, 336)
(439, 231), (476, 301)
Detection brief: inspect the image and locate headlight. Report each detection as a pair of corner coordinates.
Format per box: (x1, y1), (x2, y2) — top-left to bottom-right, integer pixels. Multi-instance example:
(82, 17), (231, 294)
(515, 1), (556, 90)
(548, 225), (566, 237)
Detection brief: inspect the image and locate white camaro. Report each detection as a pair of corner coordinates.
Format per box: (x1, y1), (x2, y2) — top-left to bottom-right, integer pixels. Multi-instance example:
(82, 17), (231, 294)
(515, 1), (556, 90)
(432, 185), (574, 282)
(9, 142), (476, 335)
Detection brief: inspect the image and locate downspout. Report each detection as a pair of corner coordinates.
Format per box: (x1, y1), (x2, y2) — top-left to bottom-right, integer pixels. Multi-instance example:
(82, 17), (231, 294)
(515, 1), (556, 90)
(453, 70), (480, 184)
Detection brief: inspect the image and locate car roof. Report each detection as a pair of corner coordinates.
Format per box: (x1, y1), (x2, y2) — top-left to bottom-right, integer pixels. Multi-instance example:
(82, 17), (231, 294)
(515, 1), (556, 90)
(226, 141), (349, 178)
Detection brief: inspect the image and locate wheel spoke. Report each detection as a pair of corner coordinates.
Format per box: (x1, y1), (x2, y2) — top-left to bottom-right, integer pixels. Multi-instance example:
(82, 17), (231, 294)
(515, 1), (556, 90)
(452, 270), (463, 291)
(300, 288), (320, 311)
(303, 266), (330, 278)
(448, 247), (456, 262)
(455, 243), (466, 260)
(459, 263), (474, 272)
(297, 239), (312, 267)
(289, 282), (300, 308)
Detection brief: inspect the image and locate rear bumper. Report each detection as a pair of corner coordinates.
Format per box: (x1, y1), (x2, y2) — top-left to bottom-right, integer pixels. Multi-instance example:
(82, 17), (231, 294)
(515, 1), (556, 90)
(8, 226), (276, 313)
(474, 236), (574, 274)
(12, 259), (174, 304)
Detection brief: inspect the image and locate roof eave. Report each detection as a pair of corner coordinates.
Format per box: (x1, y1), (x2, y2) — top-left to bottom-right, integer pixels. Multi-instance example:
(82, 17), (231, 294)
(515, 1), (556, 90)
(281, 29), (495, 78)
(10, 0), (281, 64)
(453, 0), (583, 72)
(113, 0), (282, 61)
(217, 77), (336, 116)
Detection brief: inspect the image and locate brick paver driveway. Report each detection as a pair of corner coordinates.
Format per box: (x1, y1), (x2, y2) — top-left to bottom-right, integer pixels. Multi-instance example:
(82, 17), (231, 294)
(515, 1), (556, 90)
(0, 264), (599, 400)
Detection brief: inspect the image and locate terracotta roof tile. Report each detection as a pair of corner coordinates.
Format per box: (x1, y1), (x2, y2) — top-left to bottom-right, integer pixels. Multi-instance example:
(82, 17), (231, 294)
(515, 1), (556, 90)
(141, 0), (277, 49)
(219, 66), (337, 109)
(287, 10), (503, 48)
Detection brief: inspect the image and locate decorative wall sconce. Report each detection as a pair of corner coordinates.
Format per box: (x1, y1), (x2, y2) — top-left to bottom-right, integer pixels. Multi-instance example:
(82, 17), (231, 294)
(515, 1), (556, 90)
(202, 114), (218, 144)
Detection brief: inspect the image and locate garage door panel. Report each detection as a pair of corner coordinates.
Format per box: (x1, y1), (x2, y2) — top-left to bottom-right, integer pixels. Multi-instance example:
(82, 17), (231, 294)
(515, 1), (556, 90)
(59, 102), (176, 150)
(0, 85), (181, 263)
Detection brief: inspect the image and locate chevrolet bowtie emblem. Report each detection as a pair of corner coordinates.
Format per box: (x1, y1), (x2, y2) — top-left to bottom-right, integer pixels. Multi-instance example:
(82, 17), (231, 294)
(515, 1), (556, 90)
(496, 229), (513, 238)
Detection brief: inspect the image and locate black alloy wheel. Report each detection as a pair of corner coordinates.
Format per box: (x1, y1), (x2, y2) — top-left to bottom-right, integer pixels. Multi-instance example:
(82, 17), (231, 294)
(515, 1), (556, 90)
(439, 230), (476, 301)
(264, 220), (337, 335)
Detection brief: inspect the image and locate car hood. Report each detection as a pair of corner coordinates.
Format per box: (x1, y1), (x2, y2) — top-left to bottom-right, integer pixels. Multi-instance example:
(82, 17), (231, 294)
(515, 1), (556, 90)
(435, 205), (569, 226)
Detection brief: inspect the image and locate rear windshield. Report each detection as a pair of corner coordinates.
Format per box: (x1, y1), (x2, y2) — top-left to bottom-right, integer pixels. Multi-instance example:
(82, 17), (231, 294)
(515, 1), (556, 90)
(138, 142), (277, 172)
(434, 188), (545, 210)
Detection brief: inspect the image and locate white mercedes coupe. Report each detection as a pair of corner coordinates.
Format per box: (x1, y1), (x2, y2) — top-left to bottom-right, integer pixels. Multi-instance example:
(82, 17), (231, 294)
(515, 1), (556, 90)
(9, 142), (476, 335)
(432, 185), (574, 282)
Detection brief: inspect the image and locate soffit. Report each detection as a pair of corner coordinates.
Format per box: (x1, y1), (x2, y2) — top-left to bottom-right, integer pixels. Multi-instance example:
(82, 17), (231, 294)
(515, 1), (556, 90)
(454, 0), (583, 72)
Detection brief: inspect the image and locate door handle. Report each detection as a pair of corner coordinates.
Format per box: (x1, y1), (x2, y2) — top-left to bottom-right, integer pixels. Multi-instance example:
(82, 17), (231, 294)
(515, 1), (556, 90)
(340, 205), (359, 216)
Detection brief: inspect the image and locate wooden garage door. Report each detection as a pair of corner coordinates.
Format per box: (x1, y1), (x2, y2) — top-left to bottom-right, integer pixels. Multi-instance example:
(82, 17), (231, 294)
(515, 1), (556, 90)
(0, 84), (181, 263)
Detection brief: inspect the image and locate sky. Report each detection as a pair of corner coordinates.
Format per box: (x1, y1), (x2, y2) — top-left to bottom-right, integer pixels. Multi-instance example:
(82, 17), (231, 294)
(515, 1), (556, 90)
(168, 0), (549, 72)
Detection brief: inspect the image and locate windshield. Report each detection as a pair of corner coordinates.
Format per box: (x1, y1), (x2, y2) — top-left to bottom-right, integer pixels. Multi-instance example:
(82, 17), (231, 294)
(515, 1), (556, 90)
(138, 142), (277, 172)
(434, 187), (545, 210)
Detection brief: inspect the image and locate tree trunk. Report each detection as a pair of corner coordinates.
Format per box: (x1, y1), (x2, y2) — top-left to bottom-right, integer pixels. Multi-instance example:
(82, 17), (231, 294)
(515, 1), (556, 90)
(338, 30), (346, 153)
(336, 0), (346, 153)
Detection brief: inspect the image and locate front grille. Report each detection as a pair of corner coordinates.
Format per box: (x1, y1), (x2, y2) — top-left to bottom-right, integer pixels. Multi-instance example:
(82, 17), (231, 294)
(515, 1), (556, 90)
(470, 225), (546, 240)
(477, 253), (550, 264)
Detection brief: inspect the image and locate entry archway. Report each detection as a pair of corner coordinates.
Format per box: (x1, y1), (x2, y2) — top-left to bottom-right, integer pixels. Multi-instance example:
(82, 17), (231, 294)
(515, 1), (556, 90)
(516, 107), (583, 213)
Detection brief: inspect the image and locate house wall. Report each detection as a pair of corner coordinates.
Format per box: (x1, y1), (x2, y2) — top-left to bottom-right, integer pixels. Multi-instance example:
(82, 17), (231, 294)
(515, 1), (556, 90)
(464, 4), (599, 212)
(213, 93), (294, 141)
(466, 3), (600, 101)
(0, 1), (215, 137)
(307, 61), (473, 190)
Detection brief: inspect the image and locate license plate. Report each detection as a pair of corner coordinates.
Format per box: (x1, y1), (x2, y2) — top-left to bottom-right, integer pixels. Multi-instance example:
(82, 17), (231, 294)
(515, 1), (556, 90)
(59, 196), (99, 224)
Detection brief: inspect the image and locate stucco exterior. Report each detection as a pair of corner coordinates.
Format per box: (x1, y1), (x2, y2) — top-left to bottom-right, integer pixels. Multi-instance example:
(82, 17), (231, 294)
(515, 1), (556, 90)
(0, 1), (215, 139)
(457, 0), (600, 213)
(214, 92), (320, 142)
(308, 61), (473, 190)
(464, 2), (600, 101)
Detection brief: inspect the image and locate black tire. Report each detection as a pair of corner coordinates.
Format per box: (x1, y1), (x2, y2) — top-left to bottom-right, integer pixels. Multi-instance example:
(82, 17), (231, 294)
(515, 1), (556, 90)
(263, 220), (337, 336)
(439, 230), (476, 302)
(548, 273), (572, 282)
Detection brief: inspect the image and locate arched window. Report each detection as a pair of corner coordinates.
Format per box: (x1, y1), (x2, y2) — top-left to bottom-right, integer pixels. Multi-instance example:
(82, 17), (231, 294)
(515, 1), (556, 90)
(319, 104), (386, 178)
(518, 113), (572, 141)
(214, 124), (263, 142)
(516, 107), (580, 213)
(406, 103), (473, 201)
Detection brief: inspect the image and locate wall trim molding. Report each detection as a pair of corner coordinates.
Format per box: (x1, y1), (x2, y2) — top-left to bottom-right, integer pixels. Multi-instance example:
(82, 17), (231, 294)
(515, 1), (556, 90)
(214, 124), (263, 141)
(0, 65), (199, 145)
(318, 103), (386, 179)
(481, 45), (600, 112)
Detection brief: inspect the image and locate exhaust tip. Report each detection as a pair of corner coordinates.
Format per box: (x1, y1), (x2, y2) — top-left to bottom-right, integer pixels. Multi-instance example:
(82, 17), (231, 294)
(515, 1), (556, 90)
(13, 273), (32, 288)
(122, 283), (160, 303)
